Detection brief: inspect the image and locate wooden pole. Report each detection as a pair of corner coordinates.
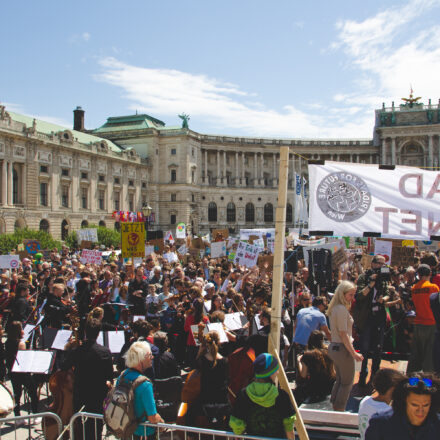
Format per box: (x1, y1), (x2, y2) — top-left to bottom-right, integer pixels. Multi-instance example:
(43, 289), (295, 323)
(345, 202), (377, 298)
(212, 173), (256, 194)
(268, 146), (289, 356)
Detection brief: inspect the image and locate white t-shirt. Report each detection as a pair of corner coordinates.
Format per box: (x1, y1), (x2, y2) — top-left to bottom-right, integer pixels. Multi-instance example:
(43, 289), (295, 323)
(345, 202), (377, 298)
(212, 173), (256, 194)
(358, 396), (390, 439)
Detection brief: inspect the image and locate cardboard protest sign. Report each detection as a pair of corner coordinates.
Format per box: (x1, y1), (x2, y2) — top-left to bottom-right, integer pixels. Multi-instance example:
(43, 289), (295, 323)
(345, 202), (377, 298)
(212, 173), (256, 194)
(257, 255), (274, 272)
(361, 253), (373, 269)
(80, 249), (102, 265)
(149, 239), (164, 254)
(191, 237), (205, 249)
(391, 246), (415, 267)
(0, 255), (20, 269)
(212, 229), (229, 241)
(210, 241), (227, 259)
(80, 240), (93, 250)
(189, 248), (202, 260)
(23, 240), (41, 256)
(332, 248), (348, 269)
(247, 235), (260, 244)
(234, 241), (262, 268)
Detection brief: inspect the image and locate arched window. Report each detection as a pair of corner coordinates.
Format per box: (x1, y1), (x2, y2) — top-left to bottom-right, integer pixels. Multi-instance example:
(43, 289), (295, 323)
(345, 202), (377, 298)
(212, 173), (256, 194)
(99, 220), (106, 228)
(208, 202), (217, 222)
(14, 219), (26, 231)
(61, 220), (69, 240)
(286, 204), (293, 223)
(264, 203), (273, 223)
(245, 203), (255, 222)
(13, 167), (19, 205)
(39, 219), (49, 233)
(81, 220), (89, 228)
(227, 202), (236, 222)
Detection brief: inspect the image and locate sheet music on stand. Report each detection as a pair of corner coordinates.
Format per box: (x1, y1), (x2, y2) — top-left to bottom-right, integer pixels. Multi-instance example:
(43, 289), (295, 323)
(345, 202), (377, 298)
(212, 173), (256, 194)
(12, 350), (55, 374)
(96, 331), (126, 354)
(190, 323), (228, 345)
(21, 324), (36, 343)
(51, 330), (72, 350)
(133, 315), (144, 322)
(223, 312), (248, 331)
(42, 328), (58, 349)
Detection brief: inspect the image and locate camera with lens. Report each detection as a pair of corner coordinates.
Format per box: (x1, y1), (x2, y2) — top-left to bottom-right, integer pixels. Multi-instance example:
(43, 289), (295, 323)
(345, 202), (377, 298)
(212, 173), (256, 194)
(368, 266), (391, 286)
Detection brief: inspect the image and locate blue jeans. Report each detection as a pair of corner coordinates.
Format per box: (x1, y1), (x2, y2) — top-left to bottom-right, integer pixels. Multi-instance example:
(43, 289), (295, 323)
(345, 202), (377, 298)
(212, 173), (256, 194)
(359, 314), (385, 378)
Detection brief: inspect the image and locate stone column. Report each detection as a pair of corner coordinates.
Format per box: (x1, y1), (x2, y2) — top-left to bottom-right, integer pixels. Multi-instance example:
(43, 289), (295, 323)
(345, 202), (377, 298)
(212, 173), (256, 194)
(428, 135), (434, 167)
(260, 153), (264, 181)
(90, 172), (96, 212)
(235, 151), (239, 185)
(391, 137), (397, 165)
(107, 170), (112, 214)
(51, 165), (58, 210)
(336, 154), (340, 161)
(204, 149), (208, 184)
(7, 161), (13, 205)
(21, 163), (26, 206)
(290, 154), (295, 188)
(381, 138), (386, 164)
(121, 175), (127, 211)
(370, 154), (374, 164)
(254, 152), (258, 184)
(241, 153), (245, 181)
(72, 159), (79, 212)
(223, 151), (227, 183)
(216, 150), (220, 184)
(272, 152), (277, 186)
(2, 160), (7, 205)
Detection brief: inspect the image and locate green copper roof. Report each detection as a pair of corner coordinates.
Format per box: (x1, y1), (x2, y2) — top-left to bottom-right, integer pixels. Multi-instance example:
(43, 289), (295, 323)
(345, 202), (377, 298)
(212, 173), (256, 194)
(9, 112), (123, 153)
(94, 114), (167, 133)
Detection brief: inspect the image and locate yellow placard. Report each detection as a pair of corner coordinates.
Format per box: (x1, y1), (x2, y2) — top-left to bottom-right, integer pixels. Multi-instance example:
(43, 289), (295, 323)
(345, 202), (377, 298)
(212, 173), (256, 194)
(121, 222), (146, 258)
(402, 240), (415, 247)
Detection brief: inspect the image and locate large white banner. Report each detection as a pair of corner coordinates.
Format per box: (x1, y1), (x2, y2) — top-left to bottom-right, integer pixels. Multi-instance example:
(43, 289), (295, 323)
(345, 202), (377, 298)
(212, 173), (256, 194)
(309, 162), (440, 240)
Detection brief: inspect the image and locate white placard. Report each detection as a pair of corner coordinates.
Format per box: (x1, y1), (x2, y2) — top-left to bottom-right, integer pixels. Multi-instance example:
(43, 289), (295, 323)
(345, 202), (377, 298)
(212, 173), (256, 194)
(211, 241), (227, 258)
(0, 255), (20, 269)
(417, 240), (439, 252)
(234, 241), (262, 268)
(309, 162), (440, 240)
(80, 249), (102, 265)
(239, 228), (275, 241)
(177, 244), (187, 255)
(253, 238), (265, 249)
(145, 245), (155, 256)
(107, 331), (125, 354)
(374, 240), (393, 264)
(12, 350), (54, 374)
(267, 237), (275, 253)
(52, 330), (72, 350)
(77, 228), (98, 243)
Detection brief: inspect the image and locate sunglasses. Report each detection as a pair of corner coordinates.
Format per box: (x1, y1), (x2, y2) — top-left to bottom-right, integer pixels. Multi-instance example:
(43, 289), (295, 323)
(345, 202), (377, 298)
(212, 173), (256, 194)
(408, 377), (433, 388)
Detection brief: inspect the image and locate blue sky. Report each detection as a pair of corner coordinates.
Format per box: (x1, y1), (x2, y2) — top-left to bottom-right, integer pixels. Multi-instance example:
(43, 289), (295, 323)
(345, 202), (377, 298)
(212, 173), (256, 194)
(2, 0), (440, 138)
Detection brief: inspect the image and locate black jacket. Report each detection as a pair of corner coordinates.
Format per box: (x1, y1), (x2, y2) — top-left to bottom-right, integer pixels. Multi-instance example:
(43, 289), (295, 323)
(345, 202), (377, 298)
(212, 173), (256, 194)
(366, 408), (440, 440)
(127, 278), (149, 315)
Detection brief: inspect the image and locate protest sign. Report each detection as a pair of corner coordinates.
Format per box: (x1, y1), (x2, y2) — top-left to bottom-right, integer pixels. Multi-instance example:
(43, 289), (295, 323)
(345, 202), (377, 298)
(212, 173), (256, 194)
(253, 238), (265, 248)
(77, 228), (98, 243)
(417, 240), (439, 252)
(239, 228), (275, 241)
(80, 249), (102, 265)
(191, 237), (205, 249)
(267, 237), (275, 253)
(309, 162), (440, 239)
(176, 223), (186, 239)
(177, 244), (187, 255)
(23, 240), (41, 256)
(0, 255), (20, 269)
(211, 241), (227, 258)
(361, 253), (373, 269)
(374, 240), (393, 264)
(391, 246), (415, 267)
(212, 229), (229, 241)
(80, 240), (92, 250)
(332, 248), (348, 269)
(149, 239), (164, 254)
(247, 235), (260, 244)
(234, 241), (262, 268)
(165, 230), (174, 244)
(145, 245), (155, 256)
(302, 238), (346, 266)
(121, 222), (146, 258)
(402, 240), (415, 247)
(189, 248), (202, 260)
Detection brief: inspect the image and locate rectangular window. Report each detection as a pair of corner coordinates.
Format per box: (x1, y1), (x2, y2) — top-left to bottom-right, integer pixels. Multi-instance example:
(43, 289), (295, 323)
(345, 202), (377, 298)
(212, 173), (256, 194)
(40, 182), (48, 206)
(171, 170), (176, 182)
(129, 180), (134, 187)
(191, 194), (195, 202)
(81, 172), (88, 180)
(114, 177), (120, 184)
(98, 175), (105, 182)
(170, 214), (176, 225)
(98, 190), (105, 210)
(40, 165), (48, 173)
(129, 193), (134, 211)
(171, 148), (176, 155)
(81, 187), (88, 209)
(61, 168), (69, 177)
(171, 194), (176, 202)
(142, 181), (147, 188)
(114, 192), (120, 211)
(61, 185), (69, 208)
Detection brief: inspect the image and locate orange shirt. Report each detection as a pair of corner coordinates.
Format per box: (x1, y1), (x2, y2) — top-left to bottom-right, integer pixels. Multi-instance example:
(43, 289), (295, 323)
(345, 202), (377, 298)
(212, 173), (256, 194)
(411, 280), (438, 326)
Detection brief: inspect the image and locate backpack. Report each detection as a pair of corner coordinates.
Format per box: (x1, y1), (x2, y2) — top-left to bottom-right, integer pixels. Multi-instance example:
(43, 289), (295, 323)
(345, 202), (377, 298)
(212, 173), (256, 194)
(103, 369), (149, 439)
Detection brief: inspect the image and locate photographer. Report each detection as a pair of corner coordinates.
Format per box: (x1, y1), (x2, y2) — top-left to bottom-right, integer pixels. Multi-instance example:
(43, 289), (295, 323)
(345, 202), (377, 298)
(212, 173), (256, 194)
(354, 255), (390, 387)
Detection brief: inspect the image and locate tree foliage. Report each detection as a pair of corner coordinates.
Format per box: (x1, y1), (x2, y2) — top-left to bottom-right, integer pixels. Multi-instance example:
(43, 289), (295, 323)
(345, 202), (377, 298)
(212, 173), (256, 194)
(0, 229), (63, 255)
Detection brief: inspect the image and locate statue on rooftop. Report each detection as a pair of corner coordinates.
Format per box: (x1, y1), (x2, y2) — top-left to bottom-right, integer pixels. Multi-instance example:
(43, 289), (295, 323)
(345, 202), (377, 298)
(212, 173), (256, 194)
(401, 87), (421, 108)
(178, 113), (190, 129)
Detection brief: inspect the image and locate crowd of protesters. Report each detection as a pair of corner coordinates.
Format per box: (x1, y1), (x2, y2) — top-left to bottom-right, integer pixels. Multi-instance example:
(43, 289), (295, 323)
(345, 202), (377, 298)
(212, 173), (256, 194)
(0, 239), (439, 438)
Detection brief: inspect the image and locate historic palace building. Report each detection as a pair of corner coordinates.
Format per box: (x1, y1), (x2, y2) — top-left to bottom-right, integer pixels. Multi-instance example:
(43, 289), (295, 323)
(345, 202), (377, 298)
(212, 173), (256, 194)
(0, 94), (439, 238)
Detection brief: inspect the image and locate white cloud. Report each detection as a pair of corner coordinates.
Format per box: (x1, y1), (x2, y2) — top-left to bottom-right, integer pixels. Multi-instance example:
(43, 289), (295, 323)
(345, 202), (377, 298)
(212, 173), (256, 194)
(82, 32), (90, 42)
(68, 32), (91, 44)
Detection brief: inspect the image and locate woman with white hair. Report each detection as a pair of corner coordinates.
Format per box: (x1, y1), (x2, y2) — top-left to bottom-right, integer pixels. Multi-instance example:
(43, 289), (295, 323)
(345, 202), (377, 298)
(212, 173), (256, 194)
(327, 281), (363, 411)
(121, 341), (164, 437)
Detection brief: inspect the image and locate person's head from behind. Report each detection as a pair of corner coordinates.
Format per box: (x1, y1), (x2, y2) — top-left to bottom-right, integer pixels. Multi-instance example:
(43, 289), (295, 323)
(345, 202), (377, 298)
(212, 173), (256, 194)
(417, 264), (431, 280)
(253, 353), (279, 383)
(372, 368), (406, 402)
(392, 373), (440, 426)
(198, 330), (220, 366)
(307, 330), (326, 350)
(132, 319), (152, 339)
(124, 341), (152, 372)
(153, 331), (168, 353)
(85, 318), (101, 342)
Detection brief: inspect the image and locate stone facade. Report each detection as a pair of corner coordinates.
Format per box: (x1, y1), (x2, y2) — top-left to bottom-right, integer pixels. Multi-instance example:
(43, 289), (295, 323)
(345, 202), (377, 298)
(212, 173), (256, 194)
(0, 97), (439, 238)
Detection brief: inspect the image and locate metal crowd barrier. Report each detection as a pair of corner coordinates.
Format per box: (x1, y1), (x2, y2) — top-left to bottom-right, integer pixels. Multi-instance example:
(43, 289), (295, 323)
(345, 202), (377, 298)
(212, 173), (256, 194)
(69, 411), (287, 440)
(0, 412), (63, 440)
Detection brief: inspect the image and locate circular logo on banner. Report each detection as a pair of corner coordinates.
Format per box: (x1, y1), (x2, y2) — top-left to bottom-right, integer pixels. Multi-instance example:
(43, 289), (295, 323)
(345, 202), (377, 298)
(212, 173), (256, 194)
(127, 233), (140, 246)
(10, 259), (19, 268)
(316, 172), (372, 223)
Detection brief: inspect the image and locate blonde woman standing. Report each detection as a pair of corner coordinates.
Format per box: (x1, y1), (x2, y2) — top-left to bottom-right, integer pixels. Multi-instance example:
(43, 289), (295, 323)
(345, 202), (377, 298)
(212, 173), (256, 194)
(327, 281), (363, 411)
